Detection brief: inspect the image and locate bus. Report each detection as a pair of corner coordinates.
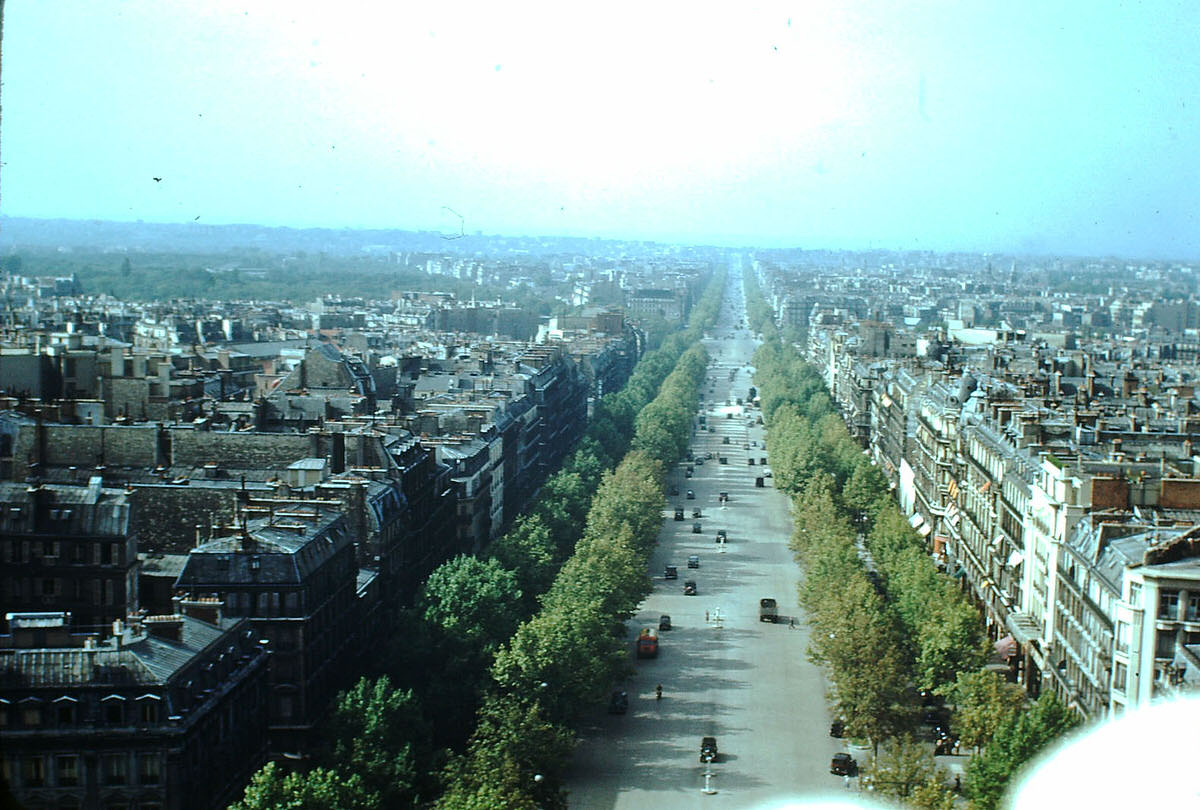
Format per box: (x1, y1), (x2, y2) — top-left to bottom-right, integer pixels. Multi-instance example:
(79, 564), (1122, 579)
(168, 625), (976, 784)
(636, 627), (659, 658)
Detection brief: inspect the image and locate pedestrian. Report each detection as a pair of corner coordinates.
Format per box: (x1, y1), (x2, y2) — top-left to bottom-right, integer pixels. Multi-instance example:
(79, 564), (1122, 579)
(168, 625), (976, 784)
(954, 774), (961, 793)
(789, 616), (796, 629)
(843, 774), (851, 790)
(705, 610), (710, 622)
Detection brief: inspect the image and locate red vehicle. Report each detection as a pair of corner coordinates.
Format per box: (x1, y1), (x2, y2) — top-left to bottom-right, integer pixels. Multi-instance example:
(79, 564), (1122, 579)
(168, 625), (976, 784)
(636, 627), (659, 658)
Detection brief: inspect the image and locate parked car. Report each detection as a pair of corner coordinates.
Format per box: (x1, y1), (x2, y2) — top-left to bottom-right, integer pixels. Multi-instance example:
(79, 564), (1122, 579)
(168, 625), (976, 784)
(686, 489), (695, 500)
(830, 752), (857, 775)
(659, 614), (672, 631)
(700, 736), (718, 763)
(608, 690), (628, 714)
(664, 565), (678, 580)
(687, 554), (700, 568)
(683, 580), (697, 595)
(830, 719), (844, 738)
(716, 529), (727, 543)
(692, 522), (702, 533)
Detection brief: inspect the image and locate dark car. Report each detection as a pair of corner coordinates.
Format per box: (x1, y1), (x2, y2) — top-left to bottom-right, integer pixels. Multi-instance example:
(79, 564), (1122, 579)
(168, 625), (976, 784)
(683, 580), (697, 595)
(830, 719), (844, 738)
(608, 690), (628, 714)
(659, 614), (672, 631)
(686, 490), (695, 500)
(700, 736), (718, 763)
(716, 529), (727, 543)
(687, 554), (700, 568)
(830, 753), (857, 776)
(664, 565), (678, 580)
(674, 507), (685, 521)
(692, 507), (702, 518)
(691, 522), (702, 533)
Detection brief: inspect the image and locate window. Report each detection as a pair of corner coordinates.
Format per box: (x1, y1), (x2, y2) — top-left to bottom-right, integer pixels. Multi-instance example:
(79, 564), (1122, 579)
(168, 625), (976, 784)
(138, 699), (159, 724)
(56, 754), (79, 786)
(23, 755), (46, 787)
(56, 699), (76, 725)
(137, 753), (161, 785)
(1112, 662), (1128, 694)
(1129, 581), (1142, 606)
(101, 543), (113, 565)
(1188, 593), (1200, 622)
(104, 698), (124, 725)
(1159, 590), (1180, 620)
(22, 705), (42, 727)
(42, 577), (57, 596)
(1115, 621), (1130, 653)
(102, 753), (127, 785)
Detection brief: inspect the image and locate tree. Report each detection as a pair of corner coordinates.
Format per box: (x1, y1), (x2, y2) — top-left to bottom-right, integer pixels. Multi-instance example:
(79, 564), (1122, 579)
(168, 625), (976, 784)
(421, 556), (524, 651)
(945, 670), (1026, 752)
(231, 763), (380, 810)
(864, 735), (939, 801)
(324, 676), (427, 808)
(965, 694), (1081, 810)
(489, 516), (557, 606)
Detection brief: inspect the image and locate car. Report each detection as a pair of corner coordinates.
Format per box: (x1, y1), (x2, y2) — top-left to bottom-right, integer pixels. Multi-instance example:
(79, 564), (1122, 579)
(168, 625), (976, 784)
(692, 522), (702, 533)
(686, 490), (695, 500)
(674, 507), (684, 520)
(716, 530), (727, 543)
(830, 752), (857, 776)
(664, 565), (678, 580)
(700, 736), (718, 763)
(608, 690), (628, 714)
(687, 554), (700, 568)
(692, 508), (702, 518)
(685, 469), (693, 478)
(705, 452), (714, 460)
(683, 580), (697, 595)
(659, 614), (672, 631)
(830, 719), (844, 738)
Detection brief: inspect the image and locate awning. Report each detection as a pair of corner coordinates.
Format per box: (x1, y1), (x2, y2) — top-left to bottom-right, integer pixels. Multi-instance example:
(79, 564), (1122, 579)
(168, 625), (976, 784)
(1007, 550), (1024, 569)
(994, 634), (1017, 658)
(918, 523), (933, 537)
(909, 512), (926, 528)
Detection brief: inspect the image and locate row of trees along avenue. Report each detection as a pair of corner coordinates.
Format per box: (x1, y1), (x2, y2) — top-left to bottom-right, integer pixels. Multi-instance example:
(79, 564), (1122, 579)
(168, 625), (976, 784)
(743, 271), (1080, 810)
(230, 271), (725, 810)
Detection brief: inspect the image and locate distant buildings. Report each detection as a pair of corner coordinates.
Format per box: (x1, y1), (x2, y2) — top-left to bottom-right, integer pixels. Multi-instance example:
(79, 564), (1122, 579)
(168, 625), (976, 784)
(763, 249), (1200, 720)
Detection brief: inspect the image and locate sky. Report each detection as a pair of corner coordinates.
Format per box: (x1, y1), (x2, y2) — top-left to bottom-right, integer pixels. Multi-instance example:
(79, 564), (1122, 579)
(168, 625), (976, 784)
(2, 1), (1199, 258)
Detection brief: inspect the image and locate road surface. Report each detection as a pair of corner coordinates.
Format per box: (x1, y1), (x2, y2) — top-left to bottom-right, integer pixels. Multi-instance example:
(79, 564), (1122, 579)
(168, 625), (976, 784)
(566, 271), (856, 807)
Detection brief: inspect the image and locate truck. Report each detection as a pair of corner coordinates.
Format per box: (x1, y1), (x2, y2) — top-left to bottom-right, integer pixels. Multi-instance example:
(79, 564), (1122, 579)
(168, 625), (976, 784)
(759, 598), (778, 623)
(637, 627), (659, 658)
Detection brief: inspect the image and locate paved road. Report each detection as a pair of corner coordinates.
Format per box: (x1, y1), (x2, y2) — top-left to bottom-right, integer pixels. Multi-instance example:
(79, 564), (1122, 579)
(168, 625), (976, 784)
(566, 275), (853, 807)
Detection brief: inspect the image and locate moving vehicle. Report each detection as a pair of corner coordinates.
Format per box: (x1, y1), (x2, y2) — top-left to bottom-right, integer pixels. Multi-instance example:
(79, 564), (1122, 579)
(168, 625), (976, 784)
(686, 489), (695, 500)
(692, 508), (702, 518)
(687, 554), (700, 568)
(636, 627), (659, 659)
(608, 690), (628, 714)
(715, 530), (727, 543)
(683, 580), (697, 595)
(674, 507), (684, 520)
(830, 752), (856, 775)
(700, 736), (718, 763)
(659, 614), (672, 630)
(759, 598), (778, 622)
(830, 719), (844, 737)
(664, 565), (678, 580)
(691, 522), (702, 533)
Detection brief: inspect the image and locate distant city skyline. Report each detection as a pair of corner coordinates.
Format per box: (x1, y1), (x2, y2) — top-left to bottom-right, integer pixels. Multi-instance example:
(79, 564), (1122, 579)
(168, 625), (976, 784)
(2, 2), (1199, 260)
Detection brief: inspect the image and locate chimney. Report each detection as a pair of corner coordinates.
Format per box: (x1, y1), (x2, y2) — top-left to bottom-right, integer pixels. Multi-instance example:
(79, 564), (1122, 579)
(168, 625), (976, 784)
(144, 615), (184, 643)
(176, 596), (223, 625)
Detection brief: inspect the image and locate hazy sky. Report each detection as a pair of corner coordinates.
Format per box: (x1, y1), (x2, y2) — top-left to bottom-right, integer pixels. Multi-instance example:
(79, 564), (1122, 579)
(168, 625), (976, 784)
(3, 1), (1199, 257)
